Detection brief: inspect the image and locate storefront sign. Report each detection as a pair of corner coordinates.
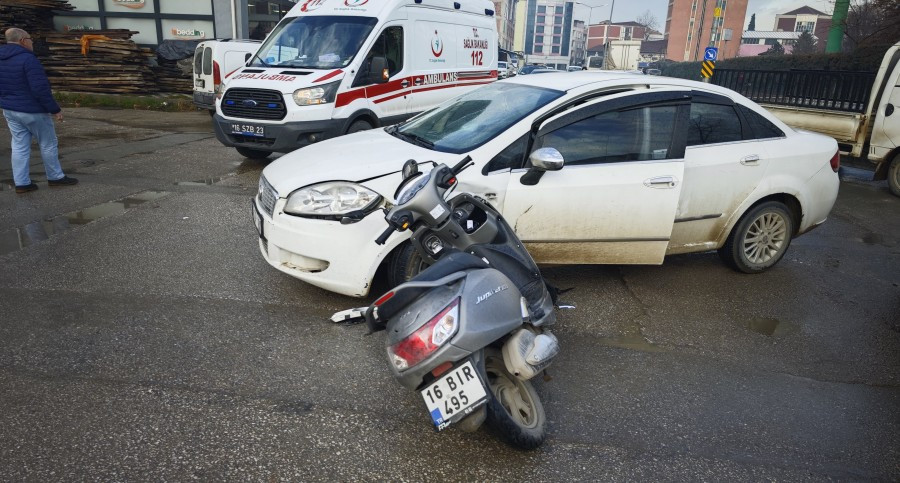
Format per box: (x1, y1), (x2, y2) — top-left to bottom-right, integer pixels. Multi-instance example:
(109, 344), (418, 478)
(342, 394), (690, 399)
(113, 0), (146, 8)
(64, 25), (98, 31)
(171, 28), (206, 39)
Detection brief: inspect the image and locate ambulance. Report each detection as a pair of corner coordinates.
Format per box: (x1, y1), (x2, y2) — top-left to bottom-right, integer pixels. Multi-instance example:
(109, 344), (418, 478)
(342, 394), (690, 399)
(212, 0), (498, 159)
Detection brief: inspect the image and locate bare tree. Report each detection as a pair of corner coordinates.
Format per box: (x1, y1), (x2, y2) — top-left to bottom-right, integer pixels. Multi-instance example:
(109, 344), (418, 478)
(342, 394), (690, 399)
(828, 0), (900, 51)
(635, 10), (659, 41)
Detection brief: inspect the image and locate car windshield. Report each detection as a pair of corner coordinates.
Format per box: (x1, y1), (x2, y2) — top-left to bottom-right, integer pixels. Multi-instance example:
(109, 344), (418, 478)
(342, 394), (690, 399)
(392, 83), (564, 154)
(250, 16), (377, 69)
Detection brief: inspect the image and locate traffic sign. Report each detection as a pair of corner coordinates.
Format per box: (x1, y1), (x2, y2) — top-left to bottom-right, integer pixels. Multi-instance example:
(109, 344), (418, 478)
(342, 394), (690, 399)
(701, 60), (715, 78)
(704, 47), (718, 61)
(714, 7), (721, 17)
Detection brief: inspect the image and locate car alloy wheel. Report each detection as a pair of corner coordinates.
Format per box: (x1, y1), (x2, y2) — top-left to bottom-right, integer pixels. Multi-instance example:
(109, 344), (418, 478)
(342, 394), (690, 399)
(719, 201), (794, 273)
(742, 211), (788, 264)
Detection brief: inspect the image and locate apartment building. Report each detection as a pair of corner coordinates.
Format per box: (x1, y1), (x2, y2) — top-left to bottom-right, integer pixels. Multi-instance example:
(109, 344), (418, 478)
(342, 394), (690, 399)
(663, 0), (748, 62)
(513, 0), (576, 69)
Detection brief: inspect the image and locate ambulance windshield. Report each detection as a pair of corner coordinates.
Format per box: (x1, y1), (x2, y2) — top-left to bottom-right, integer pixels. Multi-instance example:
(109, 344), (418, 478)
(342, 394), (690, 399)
(251, 16), (377, 69)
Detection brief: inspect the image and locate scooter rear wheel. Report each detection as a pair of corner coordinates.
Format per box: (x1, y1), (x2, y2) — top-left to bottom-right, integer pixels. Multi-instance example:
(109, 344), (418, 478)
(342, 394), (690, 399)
(483, 348), (547, 449)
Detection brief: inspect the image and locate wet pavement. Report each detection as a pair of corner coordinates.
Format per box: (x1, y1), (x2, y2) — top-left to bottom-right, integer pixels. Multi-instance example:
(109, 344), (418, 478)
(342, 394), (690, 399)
(0, 108), (898, 480)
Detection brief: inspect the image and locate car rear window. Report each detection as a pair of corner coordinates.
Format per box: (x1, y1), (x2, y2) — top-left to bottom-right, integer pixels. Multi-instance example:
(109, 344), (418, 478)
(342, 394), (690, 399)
(687, 102), (742, 146)
(737, 104), (786, 140)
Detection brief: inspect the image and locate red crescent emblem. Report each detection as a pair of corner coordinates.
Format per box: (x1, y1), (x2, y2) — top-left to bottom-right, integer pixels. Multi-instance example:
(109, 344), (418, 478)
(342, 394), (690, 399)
(431, 31), (443, 57)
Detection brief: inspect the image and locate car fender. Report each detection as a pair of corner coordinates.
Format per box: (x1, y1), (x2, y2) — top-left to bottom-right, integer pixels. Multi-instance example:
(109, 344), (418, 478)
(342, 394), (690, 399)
(714, 173), (808, 246)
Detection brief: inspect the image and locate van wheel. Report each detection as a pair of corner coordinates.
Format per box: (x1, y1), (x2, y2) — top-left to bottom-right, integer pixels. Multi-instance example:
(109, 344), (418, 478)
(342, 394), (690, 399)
(888, 155), (900, 197)
(718, 201), (794, 273)
(387, 242), (429, 288)
(347, 120), (373, 134)
(235, 147), (272, 159)
(483, 348), (547, 450)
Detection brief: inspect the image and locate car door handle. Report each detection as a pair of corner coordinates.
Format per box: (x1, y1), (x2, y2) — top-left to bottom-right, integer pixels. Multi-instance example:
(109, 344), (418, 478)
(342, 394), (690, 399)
(741, 155), (760, 165)
(644, 176), (677, 188)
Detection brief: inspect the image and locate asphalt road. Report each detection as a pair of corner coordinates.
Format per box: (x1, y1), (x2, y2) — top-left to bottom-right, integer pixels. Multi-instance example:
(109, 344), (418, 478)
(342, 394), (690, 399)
(0, 108), (898, 480)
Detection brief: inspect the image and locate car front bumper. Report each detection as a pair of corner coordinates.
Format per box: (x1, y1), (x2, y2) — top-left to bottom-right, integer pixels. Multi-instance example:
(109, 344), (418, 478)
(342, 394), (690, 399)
(214, 114), (345, 153)
(252, 195), (402, 297)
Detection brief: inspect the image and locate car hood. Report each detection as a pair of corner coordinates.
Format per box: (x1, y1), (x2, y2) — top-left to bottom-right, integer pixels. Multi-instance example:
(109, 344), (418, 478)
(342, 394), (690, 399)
(262, 128), (457, 197)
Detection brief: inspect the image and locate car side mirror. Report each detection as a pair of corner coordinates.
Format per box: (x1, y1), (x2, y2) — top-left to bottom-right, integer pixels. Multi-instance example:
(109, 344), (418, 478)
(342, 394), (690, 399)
(521, 148), (564, 186)
(369, 56), (389, 84)
(245, 53), (252, 61)
(529, 147), (564, 171)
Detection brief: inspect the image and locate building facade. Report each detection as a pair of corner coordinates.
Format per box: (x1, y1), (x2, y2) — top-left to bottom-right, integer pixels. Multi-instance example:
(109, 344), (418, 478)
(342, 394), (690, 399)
(663, 0), (748, 62)
(773, 5), (831, 52)
(516, 0), (575, 69)
(493, 0), (518, 51)
(586, 20), (653, 53)
(570, 19), (586, 67)
(53, 0), (298, 47)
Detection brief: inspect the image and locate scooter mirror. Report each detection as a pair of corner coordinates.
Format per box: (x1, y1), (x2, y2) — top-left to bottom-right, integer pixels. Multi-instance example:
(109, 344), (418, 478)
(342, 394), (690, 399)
(402, 159), (419, 180)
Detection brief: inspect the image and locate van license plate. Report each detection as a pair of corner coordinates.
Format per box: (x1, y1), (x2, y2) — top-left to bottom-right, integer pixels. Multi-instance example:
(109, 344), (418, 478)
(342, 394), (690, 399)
(231, 123), (265, 137)
(421, 361), (488, 431)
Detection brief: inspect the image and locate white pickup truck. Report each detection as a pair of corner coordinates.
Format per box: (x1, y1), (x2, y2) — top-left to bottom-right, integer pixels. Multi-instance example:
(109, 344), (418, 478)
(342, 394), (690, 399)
(713, 42), (900, 196)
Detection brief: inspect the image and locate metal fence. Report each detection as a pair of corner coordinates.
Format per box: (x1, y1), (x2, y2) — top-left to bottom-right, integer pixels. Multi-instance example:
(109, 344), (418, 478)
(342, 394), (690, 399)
(711, 69), (876, 113)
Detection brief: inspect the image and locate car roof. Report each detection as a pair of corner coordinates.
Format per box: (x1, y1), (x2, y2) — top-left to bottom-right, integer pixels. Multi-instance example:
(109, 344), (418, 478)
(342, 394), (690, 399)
(502, 71), (745, 99)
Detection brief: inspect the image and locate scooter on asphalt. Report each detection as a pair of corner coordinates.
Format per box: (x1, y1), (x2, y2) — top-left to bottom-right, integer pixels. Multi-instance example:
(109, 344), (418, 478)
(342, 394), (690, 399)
(332, 156), (564, 449)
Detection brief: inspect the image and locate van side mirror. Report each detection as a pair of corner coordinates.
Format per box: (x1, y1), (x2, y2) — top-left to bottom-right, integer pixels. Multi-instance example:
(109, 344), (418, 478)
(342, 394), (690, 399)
(521, 148), (564, 186)
(369, 56), (389, 84)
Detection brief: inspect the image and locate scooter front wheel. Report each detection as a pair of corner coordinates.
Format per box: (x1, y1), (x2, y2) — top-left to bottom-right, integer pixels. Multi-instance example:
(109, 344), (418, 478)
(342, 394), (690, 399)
(483, 348), (547, 449)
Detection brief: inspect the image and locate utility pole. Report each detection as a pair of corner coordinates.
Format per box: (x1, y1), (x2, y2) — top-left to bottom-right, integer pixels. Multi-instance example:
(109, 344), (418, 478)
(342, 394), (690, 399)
(602, 0), (615, 70)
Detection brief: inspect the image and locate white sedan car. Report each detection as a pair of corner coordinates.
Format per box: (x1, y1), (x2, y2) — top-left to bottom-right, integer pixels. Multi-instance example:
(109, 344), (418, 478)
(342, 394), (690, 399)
(252, 72), (840, 297)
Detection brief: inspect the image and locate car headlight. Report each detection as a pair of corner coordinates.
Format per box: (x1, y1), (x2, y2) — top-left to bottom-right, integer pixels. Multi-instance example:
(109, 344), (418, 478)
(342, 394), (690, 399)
(292, 80), (340, 106)
(284, 181), (382, 217)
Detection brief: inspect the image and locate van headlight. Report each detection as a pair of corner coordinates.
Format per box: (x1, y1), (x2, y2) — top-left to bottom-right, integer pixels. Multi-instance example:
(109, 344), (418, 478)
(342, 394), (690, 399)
(284, 181), (382, 217)
(292, 80), (340, 106)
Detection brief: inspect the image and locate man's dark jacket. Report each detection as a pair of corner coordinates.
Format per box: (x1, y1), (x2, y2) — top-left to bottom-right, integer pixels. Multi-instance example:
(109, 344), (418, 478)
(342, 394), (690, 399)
(0, 43), (61, 114)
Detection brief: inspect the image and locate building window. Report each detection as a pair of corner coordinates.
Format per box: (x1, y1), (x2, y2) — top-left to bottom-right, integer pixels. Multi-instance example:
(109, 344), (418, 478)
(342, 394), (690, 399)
(552, 45), (560, 54)
(537, 15), (545, 24)
(796, 21), (815, 33)
(554, 26), (561, 34)
(555, 6), (563, 14)
(538, 5), (546, 13)
(537, 26), (545, 33)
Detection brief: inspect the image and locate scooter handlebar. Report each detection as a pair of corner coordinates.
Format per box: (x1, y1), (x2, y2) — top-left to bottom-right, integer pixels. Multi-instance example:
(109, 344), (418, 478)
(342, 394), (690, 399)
(374, 225), (395, 245)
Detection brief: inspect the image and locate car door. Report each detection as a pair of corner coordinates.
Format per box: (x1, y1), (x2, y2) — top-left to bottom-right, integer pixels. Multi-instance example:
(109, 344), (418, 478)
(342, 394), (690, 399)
(501, 90), (692, 265)
(667, 93), (774, 253)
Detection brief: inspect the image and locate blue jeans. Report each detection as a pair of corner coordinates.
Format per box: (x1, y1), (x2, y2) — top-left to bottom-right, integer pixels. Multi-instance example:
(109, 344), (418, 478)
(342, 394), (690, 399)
(3, 110), (65, 186)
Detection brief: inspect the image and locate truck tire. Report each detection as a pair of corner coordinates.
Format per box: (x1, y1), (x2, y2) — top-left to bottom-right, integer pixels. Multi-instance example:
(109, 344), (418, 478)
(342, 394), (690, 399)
(889, 155), (900, 197)
(235, 147), (271, 159)
(346, 119), (373, 134)
(718, 201), (794, 273)
(483, 348), (547, 450)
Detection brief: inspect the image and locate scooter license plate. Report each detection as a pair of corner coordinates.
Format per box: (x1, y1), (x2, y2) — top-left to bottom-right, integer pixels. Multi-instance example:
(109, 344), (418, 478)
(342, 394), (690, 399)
(420, 361), (488, 431)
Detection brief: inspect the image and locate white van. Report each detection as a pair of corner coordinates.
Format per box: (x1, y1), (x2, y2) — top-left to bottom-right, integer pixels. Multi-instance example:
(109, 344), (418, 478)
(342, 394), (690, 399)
(192, 39), (262, 112)
(212, 0), (498, 159)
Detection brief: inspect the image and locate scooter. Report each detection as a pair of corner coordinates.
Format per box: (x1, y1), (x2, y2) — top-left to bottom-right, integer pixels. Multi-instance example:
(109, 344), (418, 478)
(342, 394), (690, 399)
(332, 157), (563, 449)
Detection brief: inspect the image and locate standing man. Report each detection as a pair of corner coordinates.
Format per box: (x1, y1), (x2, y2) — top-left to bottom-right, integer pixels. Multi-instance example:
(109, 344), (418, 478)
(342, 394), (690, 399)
(0, 28), (77, 194)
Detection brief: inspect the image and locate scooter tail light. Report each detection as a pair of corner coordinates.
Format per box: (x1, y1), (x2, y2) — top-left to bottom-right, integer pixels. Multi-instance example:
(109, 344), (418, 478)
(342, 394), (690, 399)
(389, 297), (460, 370)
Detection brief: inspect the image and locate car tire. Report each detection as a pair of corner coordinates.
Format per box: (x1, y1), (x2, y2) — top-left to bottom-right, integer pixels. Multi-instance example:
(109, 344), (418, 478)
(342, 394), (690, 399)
(387, 242), (429, 288)
(718, 201), (794, 273)
(235, 147), (272, 159)
(346, 120), (373, 134)
(888, 154), (900, 197)
(483, 348), (547, 450)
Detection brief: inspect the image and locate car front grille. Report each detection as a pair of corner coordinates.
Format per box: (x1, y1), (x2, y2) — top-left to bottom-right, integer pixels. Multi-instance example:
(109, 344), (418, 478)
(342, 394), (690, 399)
(222, 88), (287, 120)
(258, 175), (278, 217)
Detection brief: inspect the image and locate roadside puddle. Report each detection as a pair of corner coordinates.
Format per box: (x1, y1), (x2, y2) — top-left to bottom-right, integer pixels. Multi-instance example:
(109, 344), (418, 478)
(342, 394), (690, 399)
(174, 176), (231, 186)
(747, 317), (797, 336)
(0, 190), (169, 256)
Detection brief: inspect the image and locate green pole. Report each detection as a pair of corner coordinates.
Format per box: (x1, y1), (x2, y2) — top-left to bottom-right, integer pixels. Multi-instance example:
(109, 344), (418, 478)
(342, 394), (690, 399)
(825, 0), (851, 53)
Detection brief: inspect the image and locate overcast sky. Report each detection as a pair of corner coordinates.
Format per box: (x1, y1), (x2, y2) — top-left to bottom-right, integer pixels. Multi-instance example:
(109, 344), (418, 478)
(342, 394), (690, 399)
(572, 0), (834, 32)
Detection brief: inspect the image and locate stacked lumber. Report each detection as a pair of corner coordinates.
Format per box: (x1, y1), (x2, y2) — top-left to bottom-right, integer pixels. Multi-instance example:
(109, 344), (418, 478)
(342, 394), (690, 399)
(0, 0), (73, 44)
(151, 58), (194, 95)
(41, 30), (157, 94)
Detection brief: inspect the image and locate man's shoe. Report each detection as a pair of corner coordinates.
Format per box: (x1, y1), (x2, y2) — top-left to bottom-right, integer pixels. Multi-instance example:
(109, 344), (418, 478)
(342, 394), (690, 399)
(15, 183), (39, 194)
(48, 176), (78, 187)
